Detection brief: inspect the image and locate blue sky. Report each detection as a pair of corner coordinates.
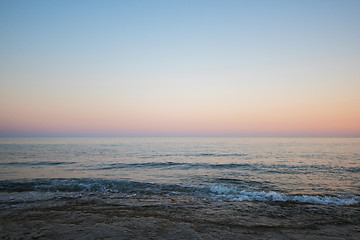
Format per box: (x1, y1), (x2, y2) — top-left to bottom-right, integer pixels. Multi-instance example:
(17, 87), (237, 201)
(1, 0), (360, 137)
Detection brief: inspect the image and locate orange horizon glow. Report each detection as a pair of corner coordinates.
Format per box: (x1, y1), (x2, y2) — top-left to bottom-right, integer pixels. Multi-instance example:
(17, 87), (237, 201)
(1, 91), (359, 137)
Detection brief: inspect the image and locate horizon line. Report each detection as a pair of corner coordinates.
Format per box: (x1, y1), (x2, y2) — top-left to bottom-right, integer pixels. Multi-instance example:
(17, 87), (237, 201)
(1, 135), (359, 139)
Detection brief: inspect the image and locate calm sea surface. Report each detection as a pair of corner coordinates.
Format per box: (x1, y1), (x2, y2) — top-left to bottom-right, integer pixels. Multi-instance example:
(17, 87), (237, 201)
(0, 138), (359, 205)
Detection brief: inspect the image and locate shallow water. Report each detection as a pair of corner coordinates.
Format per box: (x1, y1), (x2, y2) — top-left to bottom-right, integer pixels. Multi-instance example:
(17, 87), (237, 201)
(1, 138), (359, 239)
(0, 138), (359, 205)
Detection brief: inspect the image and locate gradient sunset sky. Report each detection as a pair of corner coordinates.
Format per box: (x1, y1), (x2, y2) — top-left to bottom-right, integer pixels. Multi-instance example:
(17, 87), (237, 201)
(1, 0), (359, 137)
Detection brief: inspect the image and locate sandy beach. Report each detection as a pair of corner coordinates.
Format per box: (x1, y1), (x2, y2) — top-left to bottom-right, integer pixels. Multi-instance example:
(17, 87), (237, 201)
(1, 195), (359, 240)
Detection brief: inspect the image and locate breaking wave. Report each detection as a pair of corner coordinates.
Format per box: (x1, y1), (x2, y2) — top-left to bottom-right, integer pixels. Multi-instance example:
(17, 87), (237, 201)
(208, 185), (360, 206)
(0, 179), (359, 206)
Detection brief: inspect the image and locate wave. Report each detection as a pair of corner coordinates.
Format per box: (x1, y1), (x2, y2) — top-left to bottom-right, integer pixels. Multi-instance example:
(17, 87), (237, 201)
(208, 186), (360, 206)
(83, 162), (359, 174)
(3, 160), (355, 176)
(139, 153), (248, 158)
(0, 179), (196, 196)
(0, 179), (359, 206)
(87, 162), (255, 171)
(0, 161), (77, 166)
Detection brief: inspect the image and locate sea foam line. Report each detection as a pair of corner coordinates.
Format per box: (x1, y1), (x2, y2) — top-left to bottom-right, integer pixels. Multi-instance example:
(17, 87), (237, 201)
(209, 185), (360, 206)
(1, 179), (359, 206)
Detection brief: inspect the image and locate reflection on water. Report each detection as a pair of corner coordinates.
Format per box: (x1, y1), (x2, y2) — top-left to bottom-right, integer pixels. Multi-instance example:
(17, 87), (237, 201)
(0, 138), (359, 197)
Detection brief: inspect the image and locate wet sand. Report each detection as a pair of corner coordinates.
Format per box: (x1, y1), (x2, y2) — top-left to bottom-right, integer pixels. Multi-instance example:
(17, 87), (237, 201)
(1, 196), (360, 239)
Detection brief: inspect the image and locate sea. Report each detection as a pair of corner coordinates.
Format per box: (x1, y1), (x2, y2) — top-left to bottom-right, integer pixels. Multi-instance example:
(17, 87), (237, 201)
(0, 137), (359, 206)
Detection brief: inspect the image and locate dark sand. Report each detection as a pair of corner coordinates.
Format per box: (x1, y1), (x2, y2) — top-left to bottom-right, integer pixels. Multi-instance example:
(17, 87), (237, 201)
(1, 196), (359, 239)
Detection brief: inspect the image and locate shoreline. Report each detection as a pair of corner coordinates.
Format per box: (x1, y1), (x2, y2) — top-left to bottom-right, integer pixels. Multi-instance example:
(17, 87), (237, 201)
(1, 196), (359, 239)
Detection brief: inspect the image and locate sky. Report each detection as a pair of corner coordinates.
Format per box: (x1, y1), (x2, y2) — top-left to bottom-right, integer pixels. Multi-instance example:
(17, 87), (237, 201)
(0, 0), (359, 137)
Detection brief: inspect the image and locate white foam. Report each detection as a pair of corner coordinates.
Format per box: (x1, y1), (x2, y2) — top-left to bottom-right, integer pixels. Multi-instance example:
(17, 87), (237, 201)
(209, 185), (360, 206)
(209, 185), (235, 195)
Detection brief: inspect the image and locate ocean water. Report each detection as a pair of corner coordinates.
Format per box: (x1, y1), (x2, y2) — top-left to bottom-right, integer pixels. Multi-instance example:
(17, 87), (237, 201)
(0, 138), (359, 206)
